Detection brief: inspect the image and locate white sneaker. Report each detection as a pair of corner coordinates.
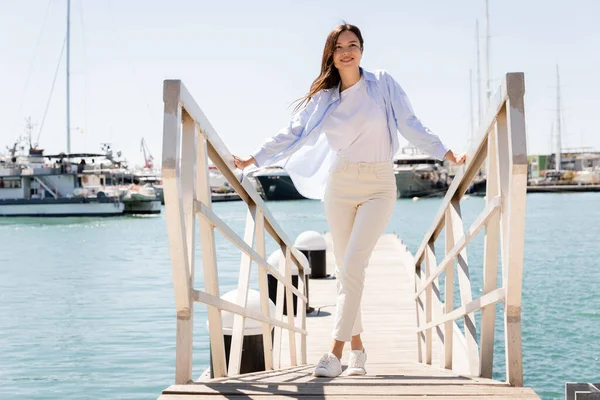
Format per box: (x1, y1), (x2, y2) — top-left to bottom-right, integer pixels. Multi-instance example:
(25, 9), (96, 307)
(313, 352), (342, 378)
(346, 348), (367, 376)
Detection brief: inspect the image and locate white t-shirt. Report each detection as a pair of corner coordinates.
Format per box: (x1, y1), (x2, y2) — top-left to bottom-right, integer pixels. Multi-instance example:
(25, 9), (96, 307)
(322, 76), (392, 163)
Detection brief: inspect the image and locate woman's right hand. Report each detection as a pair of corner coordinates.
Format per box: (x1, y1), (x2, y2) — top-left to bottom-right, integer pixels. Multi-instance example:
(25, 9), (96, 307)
(233, 155), (256, 170)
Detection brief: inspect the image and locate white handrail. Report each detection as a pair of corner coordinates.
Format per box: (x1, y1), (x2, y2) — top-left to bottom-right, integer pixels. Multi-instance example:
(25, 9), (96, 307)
(162, 80), (308, 384)
(410, 73), (527, 386)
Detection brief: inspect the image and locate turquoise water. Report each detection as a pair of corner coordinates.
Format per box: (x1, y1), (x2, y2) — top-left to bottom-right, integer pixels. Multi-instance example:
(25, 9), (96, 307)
(1, 194), (599, 399)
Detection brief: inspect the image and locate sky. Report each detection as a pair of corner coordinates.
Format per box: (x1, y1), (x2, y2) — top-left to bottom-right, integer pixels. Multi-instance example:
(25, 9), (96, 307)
(1, 0), (599, 168)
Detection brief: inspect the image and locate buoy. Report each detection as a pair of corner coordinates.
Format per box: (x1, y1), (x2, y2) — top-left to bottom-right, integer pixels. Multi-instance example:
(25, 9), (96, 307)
(208, 289), (275, 377)
(294, 231), (328, 279)
(412, 196), (420, 201)
(267, 249), (312, 315)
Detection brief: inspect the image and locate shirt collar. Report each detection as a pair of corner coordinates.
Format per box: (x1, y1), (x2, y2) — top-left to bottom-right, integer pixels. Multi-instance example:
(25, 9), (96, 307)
(327, 67), (373, 104)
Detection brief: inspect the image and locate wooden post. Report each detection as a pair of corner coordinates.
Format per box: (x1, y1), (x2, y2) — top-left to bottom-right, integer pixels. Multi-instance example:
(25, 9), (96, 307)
(228, 206), (257, 376)
(443, 208), (455, 370)
(172, 112), (197, 384)
(284, 247), (297, 366)
(255, 210), (274, 370)
(272, 245), (287, 369)
(294, 256), (307, 365)
(448, 199), (480, 376)
(502, 73), (528, 386)
(415, 263), (425, 363)
(480, 120), (501, 379)
(424, 242), (434, 365)
(162, 81), (193, 384)
(196, 132), (227, 378)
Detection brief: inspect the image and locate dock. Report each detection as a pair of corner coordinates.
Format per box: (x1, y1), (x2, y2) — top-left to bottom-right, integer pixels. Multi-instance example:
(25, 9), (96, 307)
(159, 234), (539, 399)
(159, 72), (541, 399)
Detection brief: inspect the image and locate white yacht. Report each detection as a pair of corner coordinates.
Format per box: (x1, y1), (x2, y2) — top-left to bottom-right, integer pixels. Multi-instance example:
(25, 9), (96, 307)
(393, 147), (449, 199)
(0, 146), (124, 217)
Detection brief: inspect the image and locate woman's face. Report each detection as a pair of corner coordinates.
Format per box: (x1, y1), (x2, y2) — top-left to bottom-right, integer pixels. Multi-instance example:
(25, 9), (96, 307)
(333, 30), (362, 71)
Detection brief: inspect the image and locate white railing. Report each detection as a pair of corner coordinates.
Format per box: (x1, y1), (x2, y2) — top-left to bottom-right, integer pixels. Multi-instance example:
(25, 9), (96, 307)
(411, 73), (527, 386)
(161, 80), (308, 384)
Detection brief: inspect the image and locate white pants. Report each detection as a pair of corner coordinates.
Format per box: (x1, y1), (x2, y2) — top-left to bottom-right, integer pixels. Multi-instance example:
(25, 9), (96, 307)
(324, 157), (397, 342)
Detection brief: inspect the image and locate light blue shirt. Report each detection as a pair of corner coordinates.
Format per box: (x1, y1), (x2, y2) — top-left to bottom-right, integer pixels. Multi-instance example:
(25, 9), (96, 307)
(251, 68), (449, 200)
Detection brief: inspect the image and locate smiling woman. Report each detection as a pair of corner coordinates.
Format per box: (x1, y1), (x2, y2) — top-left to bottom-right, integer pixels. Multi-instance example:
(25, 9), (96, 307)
(232, 22), (466, 379)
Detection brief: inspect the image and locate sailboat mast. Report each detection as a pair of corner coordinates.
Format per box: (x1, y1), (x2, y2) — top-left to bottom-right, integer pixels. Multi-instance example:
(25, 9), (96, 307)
(556, 64), (562, 171)
(469, 69), (474, 143)
(484, 0), (491, 106)
(66, 0), (71, 154)
(476, 20), (482, 124)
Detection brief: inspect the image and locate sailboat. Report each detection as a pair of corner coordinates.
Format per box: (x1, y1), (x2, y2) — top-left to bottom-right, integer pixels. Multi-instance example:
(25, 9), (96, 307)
(0, 0), (125, 216)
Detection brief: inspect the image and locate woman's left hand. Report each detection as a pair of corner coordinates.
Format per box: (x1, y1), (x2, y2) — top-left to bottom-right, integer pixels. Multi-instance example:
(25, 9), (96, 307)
(445, 150), (467, 166)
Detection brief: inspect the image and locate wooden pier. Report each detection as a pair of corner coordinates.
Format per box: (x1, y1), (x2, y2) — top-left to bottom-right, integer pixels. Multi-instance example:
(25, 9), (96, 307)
(159, 234), (539, 399)
(159, 72), (540, 398)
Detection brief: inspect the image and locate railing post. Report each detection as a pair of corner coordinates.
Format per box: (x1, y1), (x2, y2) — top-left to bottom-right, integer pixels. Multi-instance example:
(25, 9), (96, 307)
(295, 258), (307, 365)
(162, 81), (193, 384)
(173, 111), (197, 383)
(284, 247), (297, 366)
(255, 210), (274, 370)
(443, 209), (455, 370)
(448, 199), (480, 375)
(415, 263), (425, 363)
(196, 131), (227, 378)
(424, 242), (434, 365)
(228, 205), (258, 376)
(480, 118), (501, 379)
(272, 246), (287, 369)
(501, 73), (528, 386)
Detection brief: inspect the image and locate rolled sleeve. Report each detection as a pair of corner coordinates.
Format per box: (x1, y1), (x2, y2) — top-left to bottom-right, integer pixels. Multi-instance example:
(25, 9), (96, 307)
(385, 72), (449, 161)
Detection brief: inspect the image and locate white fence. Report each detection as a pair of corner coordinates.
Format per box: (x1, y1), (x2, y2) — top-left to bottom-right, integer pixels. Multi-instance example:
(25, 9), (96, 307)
(162, 80), (308, 383)
(412, 73), (528, 386)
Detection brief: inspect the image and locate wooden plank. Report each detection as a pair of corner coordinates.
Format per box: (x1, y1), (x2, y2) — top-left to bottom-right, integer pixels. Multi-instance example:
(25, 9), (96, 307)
(480, 124), (501, 379)
(196, 133), (227, 378)
(161, 395), (538, 400)
(418, 288), (505, 333)
(195, 201), (306, 302)
(228, 207), (257, 376)
(162, 383), (539, 397)
(255, 210), (274, 371)
(191, 290), (307, 336)
(502, 73), (528, 386)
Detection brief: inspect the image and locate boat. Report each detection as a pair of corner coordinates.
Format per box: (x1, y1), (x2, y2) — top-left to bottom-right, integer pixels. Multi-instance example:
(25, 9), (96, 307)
(0, 140), (124, 217)
(393, 147), (449, 198)
(120, 184), (161, 214)
(0, 1), (133, 217)
(252, 166), (307, 201)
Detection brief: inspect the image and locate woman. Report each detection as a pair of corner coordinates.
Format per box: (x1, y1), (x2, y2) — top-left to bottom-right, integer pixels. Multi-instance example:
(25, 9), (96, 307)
(234, 24), (466, 378)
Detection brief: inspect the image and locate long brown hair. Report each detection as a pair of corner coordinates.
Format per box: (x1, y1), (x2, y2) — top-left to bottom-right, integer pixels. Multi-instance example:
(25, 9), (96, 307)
(293, 23), (364, 113)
